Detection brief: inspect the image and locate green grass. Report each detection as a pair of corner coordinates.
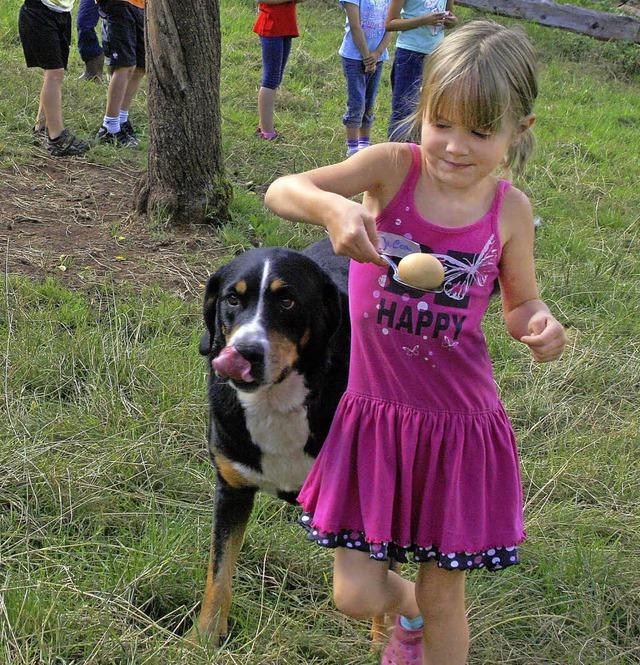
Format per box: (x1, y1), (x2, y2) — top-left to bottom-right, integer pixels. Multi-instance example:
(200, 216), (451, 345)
(2, 0), (640, 663)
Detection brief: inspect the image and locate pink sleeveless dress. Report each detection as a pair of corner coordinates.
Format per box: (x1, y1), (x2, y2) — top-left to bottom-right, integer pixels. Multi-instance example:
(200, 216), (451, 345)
(299, 144), (525, 571)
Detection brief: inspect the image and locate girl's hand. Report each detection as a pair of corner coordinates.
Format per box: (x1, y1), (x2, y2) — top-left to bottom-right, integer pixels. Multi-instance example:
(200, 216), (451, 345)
(423, 11), (446, 26)
(443, 11), (458, 27)
(324, 201), (387, 266)
(520, 312), (567, 363)
(362, 52), (375, 68)
(367, 48), (382, 64)
(365, 49), (382, 72)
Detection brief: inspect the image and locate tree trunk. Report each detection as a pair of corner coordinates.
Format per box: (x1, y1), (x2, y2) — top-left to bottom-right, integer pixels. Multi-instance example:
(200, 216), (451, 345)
(456, 0), (640, 43)
(136, 0), (232, 226)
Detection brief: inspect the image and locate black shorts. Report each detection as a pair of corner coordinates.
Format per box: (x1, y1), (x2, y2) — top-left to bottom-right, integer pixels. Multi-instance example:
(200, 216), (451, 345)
(19, 0), (72, 70)
(100, 0), (145, 69)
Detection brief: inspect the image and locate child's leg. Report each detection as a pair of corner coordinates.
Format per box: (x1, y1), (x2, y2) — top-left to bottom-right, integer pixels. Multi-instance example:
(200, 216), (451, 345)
(105, 65), (136, 118)
(123, 3), (145, 114)
(416, 562), (468, 665)
(40, 68), (65, 139)
(18, 1), (70, 136)
(100, 0), (143, 129)
(359, 64), (384, 148)
(77, 0), (103, 64)
(333, 548), (419, 621)
(258, 87), (276, 135)
(34, 97), (47, 133)
(97, 64), (140, 146)
(120, 66), (145, 113)
(387, 48), (425, 141)
(341, 57), (365, 156)
(346, 126), (359, 141)
(278, 37), (293, 85)
(258, 36), (287, 135)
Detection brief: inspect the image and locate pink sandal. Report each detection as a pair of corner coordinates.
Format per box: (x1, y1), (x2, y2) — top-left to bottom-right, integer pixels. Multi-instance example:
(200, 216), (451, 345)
(254, 126), (279, 140)
(381, 616), (423, 664)
(259, 130), (279, 140)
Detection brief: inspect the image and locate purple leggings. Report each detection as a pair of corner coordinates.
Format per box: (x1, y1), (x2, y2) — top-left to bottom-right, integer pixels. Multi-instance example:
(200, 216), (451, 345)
(260, 35), (293, 90)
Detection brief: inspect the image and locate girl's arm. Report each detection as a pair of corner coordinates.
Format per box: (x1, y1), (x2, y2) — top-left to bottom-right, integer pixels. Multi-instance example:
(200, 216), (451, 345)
(344, 4), (372, 65)
(371, 29), (394, 64)
(265, 144), (406, 265)
(498, 189), (567, 363)
(385, 0), (446, 31)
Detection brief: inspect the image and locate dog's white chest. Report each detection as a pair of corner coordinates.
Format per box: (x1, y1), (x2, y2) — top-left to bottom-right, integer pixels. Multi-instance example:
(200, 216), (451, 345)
(237, 372), (314, 494)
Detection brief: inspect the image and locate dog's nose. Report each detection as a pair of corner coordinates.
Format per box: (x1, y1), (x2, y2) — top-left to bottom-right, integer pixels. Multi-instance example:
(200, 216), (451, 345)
(213, 346), (255, 383)
(233, 343), (266, 370)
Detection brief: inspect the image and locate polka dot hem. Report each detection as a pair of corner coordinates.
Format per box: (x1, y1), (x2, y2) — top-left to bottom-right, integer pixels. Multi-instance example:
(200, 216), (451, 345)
(299, 512), (519, 572)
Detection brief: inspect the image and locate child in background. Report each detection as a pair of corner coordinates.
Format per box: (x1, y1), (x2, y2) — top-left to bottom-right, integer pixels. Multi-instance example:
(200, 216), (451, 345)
(253, 0), (304, 140)
(338, 0), (392, 157)
(77, 0), (104, 81)
(265, 21), (566, 665)
(385, 0), (457, 140)
(18, 0), (92, 157)
(96, 0), (145, 147)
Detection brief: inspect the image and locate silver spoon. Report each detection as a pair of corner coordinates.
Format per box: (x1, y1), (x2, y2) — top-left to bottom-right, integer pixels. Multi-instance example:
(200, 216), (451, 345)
(377, 231), (432, 291)
(378, 253), (430, 291)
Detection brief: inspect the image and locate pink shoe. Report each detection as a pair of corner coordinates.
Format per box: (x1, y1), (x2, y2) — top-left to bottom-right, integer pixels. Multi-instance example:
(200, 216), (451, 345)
(381, 616), (423, 664)
(259, 130), (279, 140)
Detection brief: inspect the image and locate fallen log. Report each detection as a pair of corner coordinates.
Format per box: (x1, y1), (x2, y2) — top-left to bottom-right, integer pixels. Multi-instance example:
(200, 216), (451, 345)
(456, 0), (640, 43)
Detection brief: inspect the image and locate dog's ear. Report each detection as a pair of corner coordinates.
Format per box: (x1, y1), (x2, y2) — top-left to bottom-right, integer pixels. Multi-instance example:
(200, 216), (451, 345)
(321, 279), (344, 336)
(304, 276), (347, 360)
(200, 269), (224, 356)
(199, 330), (212, 356)
(300, 276), (348, 379)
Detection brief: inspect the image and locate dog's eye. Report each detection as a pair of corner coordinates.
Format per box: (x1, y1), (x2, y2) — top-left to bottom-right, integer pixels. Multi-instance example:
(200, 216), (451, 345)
(225, 294), (240, 307)
(280, 298), (295, 310)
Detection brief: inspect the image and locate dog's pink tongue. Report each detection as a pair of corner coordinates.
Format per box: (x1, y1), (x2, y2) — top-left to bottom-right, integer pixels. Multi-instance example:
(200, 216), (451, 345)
(212, 346), (254, 382)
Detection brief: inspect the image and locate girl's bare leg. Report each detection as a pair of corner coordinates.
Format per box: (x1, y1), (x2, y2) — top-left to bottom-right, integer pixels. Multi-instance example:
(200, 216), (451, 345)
(258, 86), (276, 134)
(416, 562), (469, 665)
(333, 548), (419, 621)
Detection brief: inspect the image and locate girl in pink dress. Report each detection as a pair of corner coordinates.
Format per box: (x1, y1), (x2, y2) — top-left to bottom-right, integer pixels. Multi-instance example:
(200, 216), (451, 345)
(265, 20), (566, 665)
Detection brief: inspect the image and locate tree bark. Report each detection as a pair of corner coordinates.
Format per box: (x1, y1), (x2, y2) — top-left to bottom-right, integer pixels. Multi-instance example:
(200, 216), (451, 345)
(136, 0), (232, 226)
(456, 0), (640, 43)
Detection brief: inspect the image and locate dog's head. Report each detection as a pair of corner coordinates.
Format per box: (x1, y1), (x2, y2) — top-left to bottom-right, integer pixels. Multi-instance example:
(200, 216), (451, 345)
(200, 246), (345, 392)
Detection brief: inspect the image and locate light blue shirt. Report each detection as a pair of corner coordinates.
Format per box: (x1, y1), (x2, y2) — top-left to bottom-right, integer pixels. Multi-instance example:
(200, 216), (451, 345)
(396, 0), (448, 55)
(339, 0), (390, 62)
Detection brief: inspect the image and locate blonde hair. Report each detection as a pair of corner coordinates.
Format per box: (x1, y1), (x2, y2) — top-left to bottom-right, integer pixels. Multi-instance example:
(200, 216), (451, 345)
(415, 20), (538, 174)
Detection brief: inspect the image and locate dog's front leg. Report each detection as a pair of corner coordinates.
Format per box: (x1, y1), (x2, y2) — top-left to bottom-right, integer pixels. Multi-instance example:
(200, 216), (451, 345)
(190, 478), (256, 645)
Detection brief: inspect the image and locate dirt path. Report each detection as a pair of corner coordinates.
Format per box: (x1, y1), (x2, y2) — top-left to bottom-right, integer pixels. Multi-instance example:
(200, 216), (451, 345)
(1, 157), (228, 299)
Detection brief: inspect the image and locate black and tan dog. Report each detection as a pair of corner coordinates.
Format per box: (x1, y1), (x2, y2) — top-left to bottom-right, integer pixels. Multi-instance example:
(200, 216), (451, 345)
(191, 238), (350, 644)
